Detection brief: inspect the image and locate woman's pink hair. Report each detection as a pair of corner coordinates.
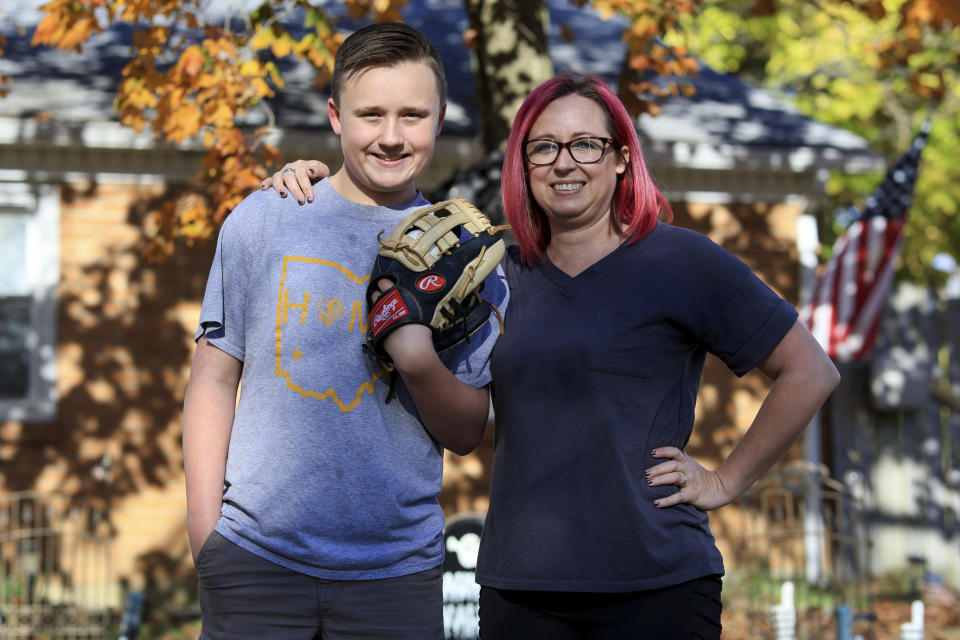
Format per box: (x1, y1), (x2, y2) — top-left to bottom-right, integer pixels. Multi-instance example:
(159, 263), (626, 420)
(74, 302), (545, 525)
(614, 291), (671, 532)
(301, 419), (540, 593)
(502, 74), (672, 263)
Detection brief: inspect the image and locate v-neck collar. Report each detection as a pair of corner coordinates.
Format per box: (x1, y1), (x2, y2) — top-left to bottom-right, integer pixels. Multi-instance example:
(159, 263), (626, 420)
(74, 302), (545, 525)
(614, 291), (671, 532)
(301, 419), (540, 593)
(538, 238), (628, 287)
(536, 224), (663, 287)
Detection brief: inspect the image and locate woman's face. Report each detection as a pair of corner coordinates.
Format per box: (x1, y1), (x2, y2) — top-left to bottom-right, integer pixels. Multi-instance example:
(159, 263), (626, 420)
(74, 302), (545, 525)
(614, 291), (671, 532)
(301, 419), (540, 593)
(525, 94), (628, 233)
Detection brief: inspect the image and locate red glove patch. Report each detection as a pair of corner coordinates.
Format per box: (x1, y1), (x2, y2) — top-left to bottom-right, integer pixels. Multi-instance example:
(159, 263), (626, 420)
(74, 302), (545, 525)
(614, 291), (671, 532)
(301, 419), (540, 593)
(369, 289), (410, 338)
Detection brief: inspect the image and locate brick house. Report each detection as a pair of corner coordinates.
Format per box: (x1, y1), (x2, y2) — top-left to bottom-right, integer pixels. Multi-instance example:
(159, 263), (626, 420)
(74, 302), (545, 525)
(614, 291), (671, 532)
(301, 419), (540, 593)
(0, 0), (884, 631)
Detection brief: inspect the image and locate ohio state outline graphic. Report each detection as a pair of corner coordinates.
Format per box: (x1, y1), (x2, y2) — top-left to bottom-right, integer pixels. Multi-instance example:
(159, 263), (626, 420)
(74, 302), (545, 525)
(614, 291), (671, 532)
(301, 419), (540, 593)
(274, 256), (388, 412)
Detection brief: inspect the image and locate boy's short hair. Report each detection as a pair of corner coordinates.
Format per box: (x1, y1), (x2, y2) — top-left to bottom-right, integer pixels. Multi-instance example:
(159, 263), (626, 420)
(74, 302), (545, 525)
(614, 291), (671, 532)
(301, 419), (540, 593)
(331, 22), (447, 107)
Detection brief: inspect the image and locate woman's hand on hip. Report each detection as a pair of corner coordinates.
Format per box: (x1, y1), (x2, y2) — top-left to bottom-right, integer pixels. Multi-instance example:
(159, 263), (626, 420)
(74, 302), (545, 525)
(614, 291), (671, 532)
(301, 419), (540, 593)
(645, 446), (734, 511)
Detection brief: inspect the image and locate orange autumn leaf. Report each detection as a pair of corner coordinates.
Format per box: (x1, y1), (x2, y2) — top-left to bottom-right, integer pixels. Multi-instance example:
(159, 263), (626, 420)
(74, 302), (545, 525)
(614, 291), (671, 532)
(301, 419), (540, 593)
(31, 11), (63, 45)
(176, 46), (205, 79)
(165, 104), (202, 142)
(901, 0), (960, 28)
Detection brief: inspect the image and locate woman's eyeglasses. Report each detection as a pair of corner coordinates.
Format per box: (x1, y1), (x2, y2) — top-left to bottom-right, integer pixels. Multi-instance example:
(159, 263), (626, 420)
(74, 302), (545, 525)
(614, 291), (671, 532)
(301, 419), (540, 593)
(523, 137), (617, 165)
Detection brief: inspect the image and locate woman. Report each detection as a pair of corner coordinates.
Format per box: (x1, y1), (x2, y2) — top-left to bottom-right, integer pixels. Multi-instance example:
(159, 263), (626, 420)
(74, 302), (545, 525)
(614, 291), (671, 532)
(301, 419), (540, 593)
(264, 74), (840, 639)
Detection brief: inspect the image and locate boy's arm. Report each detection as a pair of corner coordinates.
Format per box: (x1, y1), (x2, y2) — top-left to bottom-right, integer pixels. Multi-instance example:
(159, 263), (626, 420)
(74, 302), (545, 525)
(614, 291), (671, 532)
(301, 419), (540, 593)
(383, 325), (490, 456)
(183, 336), (242, 565)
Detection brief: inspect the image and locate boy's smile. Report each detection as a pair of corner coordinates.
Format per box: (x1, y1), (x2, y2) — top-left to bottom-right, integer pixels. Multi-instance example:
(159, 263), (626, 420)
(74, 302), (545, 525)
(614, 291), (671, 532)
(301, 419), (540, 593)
(327, 62), (445, 207)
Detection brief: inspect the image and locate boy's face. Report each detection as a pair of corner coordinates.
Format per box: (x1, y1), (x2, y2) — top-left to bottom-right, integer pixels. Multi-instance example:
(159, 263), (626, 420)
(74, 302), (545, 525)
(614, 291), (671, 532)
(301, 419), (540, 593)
(328, 61), (445, 206)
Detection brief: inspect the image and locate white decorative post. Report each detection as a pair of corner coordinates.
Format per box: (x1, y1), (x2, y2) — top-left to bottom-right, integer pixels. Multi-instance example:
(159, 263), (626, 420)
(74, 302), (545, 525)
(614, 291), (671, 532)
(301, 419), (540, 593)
(771, 581), (797, 640)
(798, 213), (825, 585)
(899, 600), (924, 640)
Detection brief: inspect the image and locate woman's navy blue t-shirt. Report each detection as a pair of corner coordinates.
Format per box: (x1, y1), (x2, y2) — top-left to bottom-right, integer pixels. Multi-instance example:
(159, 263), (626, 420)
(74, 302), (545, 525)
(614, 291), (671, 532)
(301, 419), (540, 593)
(476, 222), (798, 592)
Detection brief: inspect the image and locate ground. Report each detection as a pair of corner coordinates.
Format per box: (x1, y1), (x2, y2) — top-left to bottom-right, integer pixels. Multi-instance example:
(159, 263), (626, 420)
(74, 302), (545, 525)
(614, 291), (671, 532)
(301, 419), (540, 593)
(720, 584), (960, 639)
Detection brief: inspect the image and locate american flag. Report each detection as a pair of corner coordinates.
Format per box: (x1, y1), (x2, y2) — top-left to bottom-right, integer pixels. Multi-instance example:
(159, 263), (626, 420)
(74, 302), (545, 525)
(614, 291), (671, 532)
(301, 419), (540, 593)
(799, 123), (930, 361)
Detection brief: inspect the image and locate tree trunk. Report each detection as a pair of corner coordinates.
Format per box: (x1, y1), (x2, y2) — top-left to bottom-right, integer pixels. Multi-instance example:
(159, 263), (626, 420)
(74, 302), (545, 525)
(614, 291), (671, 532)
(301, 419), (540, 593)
(464, 0), (553, 152)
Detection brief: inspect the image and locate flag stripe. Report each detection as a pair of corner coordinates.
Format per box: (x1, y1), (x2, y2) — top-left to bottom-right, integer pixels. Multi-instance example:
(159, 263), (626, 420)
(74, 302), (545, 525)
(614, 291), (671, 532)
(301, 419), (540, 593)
(847, 223), (904, 359)
(800, 125), (928, 362)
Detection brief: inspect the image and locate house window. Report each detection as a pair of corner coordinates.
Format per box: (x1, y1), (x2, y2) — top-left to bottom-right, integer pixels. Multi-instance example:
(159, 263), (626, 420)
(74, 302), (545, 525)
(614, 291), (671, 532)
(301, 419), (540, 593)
(0, 181), (59, 421)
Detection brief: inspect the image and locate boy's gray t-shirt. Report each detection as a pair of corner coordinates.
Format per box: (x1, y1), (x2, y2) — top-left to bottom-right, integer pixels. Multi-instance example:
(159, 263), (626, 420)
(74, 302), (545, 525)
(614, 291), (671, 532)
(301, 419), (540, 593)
(195, 181), (506, 580)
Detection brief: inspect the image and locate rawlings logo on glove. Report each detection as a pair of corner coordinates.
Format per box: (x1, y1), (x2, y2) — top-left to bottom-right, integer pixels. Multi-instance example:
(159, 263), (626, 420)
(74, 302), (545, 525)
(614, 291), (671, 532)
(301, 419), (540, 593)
(416, 274), (445, 292)
(369, 290), (408, 338)
(364, 197), (510, 370)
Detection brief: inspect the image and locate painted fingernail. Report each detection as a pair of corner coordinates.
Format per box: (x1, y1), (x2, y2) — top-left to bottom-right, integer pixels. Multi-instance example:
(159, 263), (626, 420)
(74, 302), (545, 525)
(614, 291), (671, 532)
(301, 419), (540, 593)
(653, 500), (661, 507)
(307, 168), (316, 175)
(651, 449), (658, 456)
(298, 199), (304, 205)
(307, 196), (313, 203)
(279, 191), (286, 197)
(644, 469), (651, 477)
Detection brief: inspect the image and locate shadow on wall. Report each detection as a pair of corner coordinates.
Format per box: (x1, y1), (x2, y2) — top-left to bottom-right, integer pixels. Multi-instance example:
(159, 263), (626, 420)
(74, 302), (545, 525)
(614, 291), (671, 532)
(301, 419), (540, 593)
(133, 533), (200, 631)
(1, 181), (212, 500)
(662, 200), (800, 471)
(828, 289), (960, 585)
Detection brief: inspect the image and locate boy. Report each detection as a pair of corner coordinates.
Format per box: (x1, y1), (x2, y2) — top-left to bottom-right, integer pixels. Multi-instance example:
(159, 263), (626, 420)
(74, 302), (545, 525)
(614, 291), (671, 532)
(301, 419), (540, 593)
(183, 22), (504, 639)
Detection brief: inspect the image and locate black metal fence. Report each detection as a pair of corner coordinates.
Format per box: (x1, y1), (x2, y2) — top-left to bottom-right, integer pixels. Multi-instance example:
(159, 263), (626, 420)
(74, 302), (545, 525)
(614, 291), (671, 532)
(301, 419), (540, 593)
(0, 492), (114, 639)
(715, 459), (873, 638)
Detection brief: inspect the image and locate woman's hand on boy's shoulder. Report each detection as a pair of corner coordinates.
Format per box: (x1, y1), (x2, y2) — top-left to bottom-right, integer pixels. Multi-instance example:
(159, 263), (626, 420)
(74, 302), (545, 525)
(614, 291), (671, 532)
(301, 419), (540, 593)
(261, 160), (330, 205)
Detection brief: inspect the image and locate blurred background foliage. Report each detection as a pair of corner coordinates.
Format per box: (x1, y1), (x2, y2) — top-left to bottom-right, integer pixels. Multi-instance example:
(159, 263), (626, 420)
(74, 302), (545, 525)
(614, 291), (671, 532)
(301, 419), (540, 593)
(673, 0), (960, 284)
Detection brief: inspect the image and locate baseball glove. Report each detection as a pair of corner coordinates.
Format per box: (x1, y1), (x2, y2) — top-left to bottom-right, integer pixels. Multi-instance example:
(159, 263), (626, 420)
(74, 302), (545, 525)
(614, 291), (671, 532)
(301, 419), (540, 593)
(365, 197), (510, 369)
